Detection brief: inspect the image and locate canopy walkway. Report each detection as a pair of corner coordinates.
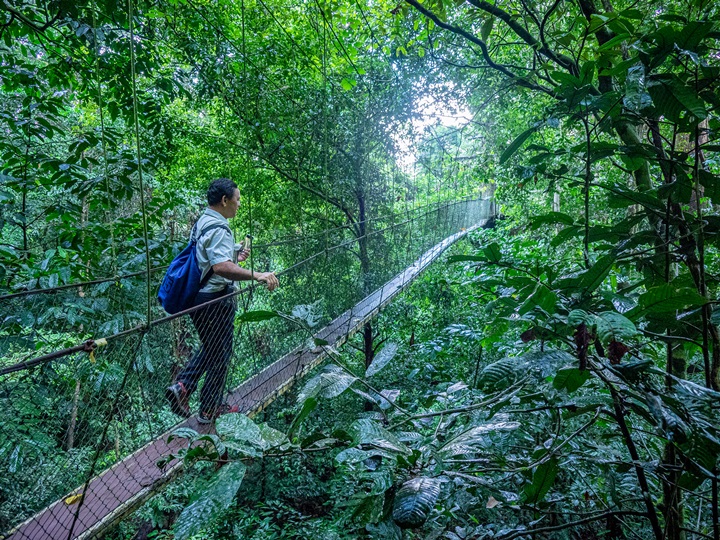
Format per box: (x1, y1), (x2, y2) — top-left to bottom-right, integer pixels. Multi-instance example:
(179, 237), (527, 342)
(0, 197), (494, 540)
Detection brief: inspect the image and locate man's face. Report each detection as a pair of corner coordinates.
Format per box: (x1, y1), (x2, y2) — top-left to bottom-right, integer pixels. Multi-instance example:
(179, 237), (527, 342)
(223, 188), (240, 218)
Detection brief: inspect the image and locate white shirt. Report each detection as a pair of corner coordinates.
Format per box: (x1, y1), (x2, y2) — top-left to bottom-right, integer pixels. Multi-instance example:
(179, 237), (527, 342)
(193, 208), (235, 293)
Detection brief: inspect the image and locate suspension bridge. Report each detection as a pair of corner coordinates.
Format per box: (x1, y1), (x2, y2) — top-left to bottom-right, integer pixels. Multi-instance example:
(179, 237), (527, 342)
(0, 196), (495, 540)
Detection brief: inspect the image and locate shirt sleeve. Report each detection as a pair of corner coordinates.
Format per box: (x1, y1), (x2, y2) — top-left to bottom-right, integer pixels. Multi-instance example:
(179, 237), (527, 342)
(201, 228), (233, 267)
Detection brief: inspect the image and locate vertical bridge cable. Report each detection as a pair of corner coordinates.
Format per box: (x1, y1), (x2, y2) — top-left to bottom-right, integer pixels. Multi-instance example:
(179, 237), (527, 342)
(128, 0), (153, 326)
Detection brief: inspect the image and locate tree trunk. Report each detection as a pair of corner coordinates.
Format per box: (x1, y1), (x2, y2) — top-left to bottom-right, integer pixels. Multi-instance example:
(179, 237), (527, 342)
(363, 322), (374, 412)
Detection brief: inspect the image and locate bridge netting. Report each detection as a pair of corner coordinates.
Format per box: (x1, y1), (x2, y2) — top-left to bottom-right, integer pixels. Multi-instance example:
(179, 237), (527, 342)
(0, 196), (493, 539)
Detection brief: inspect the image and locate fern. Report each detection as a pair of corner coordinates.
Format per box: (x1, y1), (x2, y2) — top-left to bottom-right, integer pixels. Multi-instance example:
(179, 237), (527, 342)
(392, 477), (442, 529)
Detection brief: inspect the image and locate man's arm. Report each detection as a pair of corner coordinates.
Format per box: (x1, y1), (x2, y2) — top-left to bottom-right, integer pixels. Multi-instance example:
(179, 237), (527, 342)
(212, 261), (279, 291)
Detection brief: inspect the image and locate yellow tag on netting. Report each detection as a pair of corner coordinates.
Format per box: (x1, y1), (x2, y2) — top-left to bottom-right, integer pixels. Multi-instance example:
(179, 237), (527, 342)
(64, 493), (83, 505)
(88, 338), (108, 363)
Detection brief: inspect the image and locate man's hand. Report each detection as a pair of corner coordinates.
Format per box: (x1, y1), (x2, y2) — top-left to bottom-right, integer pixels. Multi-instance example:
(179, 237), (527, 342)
(256, 271), (279, 291)
(237, 248), (250, 263)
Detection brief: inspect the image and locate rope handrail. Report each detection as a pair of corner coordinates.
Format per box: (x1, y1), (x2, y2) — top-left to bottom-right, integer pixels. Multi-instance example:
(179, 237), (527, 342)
(0, 197), (487, 377)
(0, 196), (479, 301)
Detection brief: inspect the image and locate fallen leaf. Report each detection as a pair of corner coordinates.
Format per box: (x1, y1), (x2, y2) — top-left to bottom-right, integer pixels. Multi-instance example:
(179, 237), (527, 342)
(64, 493), (83, 505)
(486, 496), (500, 509)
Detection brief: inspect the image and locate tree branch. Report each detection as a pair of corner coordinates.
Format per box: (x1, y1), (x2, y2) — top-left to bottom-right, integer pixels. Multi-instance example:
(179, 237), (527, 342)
(403, 0), (555, 96)
(465, 0), (578, 74)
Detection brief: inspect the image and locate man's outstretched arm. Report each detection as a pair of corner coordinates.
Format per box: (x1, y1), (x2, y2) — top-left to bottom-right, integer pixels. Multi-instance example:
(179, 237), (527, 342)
(212, 261), (279, 291)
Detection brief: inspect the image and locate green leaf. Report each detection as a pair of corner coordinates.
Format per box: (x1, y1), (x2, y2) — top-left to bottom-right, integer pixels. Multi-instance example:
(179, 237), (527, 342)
(524, 457), (558, 504)
(483, 242), (502, 262)
(289, 397), (317, 435)
(596, 311), (636, 343)
(237, 310), (278, 322)
(531, 212), (574, 229)
(607, 185), (664, 211)
(174, 461), (246, 540)
(500, 125), (538, 164)
(568, 309), (596, 327)
(336, 447), (370, 464)
(298, 365), (357, 402)
(699, 170), (720, 205)
(478, 359), (518, 391)
(447, 254), (485, 263)
(627, 285), (706, 320)
(480, 17), (494, 42)
(341, 78), (353, 91)
(257, 423), (289, 450)
(392, 477), (442, 529)
(438, 421), (520, 457)
(648, 74), (708, 121)
(518, 284), (557, 316)
(215, 414), (263, 446)
(553, 367), (591, 393)
(577, 254), (615, 294)
(366, 342), (398, 377)
(351, 419), (410, 455)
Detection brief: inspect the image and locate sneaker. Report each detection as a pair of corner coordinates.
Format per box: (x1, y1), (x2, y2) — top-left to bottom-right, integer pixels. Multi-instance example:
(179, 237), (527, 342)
(197, 403), (240, 424)
(165, 382), (191, 418)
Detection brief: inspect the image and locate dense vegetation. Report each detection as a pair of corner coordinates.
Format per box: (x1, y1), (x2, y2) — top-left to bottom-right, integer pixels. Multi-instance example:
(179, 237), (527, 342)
(1, 0), (720, 538)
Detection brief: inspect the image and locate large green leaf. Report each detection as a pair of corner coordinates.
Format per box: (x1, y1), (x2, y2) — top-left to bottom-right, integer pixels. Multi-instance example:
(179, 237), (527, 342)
(577, 254), (615, 294)
(438, 421), (521, 458)
(257, 423), (289, 450)
(366, 342), (399, 378)
(518, 284), (558, 315)
(627, 285), (706, 320)
(500, 125), (538, 164)
(524, 457), (558, 504)
(647, 74), (708, 121)
(351, 419), (410, 455)
(216, 414), (262, 446)
(478, 359), (518, 391)
(699, 170), (720, 205)
(289, 397), (317, 435)
(606, 185), (664, 211)
(237, 310), (278, 322)
(174, 461), (246, 540)
(553, 367), (591, 393)
(596, 311), (637, 343)
(531, 212), (574, 229)
(483, 242), (502, 263)
(298, 365), (357, 402)
(392, 477), (442, 529)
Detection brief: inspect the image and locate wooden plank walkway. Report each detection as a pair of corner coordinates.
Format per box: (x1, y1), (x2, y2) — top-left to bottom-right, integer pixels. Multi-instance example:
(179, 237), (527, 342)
(5, 222), (484, 540)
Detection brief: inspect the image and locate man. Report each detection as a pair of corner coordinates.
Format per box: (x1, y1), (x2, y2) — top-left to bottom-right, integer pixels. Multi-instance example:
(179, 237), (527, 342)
(166, 178), (279, 423)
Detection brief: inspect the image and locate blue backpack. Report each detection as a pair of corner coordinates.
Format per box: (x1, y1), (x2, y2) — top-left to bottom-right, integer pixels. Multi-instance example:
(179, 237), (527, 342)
(158, 222), (232, 314)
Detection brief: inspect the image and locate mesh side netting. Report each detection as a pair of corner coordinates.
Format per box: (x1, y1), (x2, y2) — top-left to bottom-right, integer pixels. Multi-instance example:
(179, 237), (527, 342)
(0, 197), (493, 540)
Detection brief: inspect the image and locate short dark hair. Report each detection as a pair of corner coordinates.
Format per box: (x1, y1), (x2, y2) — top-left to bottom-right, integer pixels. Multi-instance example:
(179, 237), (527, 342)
(207, 178), (238, 206)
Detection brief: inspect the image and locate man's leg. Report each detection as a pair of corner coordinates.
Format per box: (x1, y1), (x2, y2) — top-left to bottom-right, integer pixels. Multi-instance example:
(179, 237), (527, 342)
(197, 295), (236, 415)
(167, 291), (222, 417)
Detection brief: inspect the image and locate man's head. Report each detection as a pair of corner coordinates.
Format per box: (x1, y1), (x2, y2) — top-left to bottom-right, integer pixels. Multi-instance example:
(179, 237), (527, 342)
(207, 178), (240, 219)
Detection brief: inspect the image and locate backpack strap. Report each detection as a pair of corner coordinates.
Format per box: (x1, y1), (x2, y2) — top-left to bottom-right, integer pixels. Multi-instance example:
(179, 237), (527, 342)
(194, 222), (233, 289)
(192, 222), (232, 243)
